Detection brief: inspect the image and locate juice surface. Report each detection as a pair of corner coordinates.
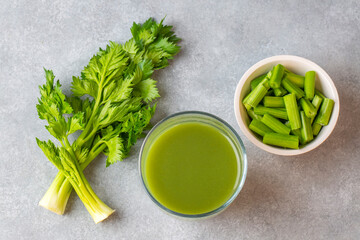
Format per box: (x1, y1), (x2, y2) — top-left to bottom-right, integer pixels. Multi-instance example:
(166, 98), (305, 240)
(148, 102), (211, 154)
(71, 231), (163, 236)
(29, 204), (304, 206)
(144, 122), (239, 215)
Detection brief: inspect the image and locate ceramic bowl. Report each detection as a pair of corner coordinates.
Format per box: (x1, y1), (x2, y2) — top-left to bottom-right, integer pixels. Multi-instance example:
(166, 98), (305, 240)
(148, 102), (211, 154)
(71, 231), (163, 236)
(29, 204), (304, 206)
(234, 55), (340, 155)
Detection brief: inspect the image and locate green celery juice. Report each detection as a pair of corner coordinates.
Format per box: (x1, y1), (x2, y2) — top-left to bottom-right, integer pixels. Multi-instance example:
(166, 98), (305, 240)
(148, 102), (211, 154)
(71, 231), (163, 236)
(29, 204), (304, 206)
(144, 122), (240, 215)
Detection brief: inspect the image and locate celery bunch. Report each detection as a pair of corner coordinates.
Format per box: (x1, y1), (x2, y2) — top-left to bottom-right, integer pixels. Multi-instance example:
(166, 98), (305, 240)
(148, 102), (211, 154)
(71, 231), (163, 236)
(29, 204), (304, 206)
(36, 18), (180, 223)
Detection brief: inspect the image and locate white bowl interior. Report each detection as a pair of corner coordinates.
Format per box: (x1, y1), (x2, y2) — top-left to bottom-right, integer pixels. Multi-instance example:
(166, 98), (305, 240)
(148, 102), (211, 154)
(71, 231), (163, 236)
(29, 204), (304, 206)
(234, 55), (340, 155)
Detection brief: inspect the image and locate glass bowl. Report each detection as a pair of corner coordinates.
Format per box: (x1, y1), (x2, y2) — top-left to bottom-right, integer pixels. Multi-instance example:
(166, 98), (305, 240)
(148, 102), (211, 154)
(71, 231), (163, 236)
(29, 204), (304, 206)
(139, 111), (247, 219)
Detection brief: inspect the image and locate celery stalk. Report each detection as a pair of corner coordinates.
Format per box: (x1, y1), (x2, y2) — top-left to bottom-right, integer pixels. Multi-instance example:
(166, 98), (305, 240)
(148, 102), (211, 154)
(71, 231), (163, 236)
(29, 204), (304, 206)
(284, 93), (301, 130)
(39, 144), (106, 215)
(312, 122), (322, 136)
(244, 83), (268, 108)
(304, 71), (315, 100)
(282, 78), (305, 99)
(284, 72), (305, 88)
(58, 149), (115, 223)
(249, 119), (274, 136)
(269, 64), (285, 88)
(251, 74), (267, 90)
(254, 105), (288, 120)
(310, 94), (323, 123)
(39, 173), (72, 215)
(261, 113), (290, 134)
(300, 111), (313, 144)
(299, 98), (317, 118)
(314, 98), (334, 126)
(263, 96), (285, 108)
(263, 133), (299, 149)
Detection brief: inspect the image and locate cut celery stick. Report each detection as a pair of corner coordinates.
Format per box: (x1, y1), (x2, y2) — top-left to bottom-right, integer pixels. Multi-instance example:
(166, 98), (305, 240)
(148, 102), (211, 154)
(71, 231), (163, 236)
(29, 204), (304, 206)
(269, 64), (285, 88)
(300, 111), (313, 144)
(247, 109), (262, 121)
(284, 72), (305, 88)
(314, 98), (334, 126)
(312, 94), (323, 111)
(246, 84), (268, 108)
(304, 71), (315, 100)
(312, 122), (322, 136)
(251, 74), (267, 90)
(299, 98), (317, 118)
(284, 93), (301, 130)
(243, 77), (271, 109)
(263, 96), (285, 108)
(310, 94), (323, 123)
(263, 133), (299, 149)
(254, 105), (288, 120)
(261, 113), (290, 134)
(282, 78), (305, 99)
(242, 92), (252, 110)
(249, 119), (274, 136)
(273, 86), (288, 97)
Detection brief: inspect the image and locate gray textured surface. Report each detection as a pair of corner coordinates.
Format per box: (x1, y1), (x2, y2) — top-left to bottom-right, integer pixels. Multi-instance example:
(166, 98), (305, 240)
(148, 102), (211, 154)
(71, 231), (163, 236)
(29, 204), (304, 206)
(0, 0), (359, 239)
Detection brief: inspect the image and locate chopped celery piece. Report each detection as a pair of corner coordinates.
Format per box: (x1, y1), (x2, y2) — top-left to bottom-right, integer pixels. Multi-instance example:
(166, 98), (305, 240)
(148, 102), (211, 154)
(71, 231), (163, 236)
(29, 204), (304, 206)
(310, 94), (323, 123)
(299, 98), (317, 118)
(249, 119), (274, 136)
(254, 105), (288, 120)
(284, 72), (305, 88)
(312, 94), (323, 111)
(261, 113), (290, 134)
(314, 98), (334, 126)
(263, 96), (285, 108)
(251, 74), (267, 90)
(312, 122), (322, 136)
(304, 71), (316, 100)
(263, 133), (299, 149)
(269, 64), (285, 88)
(245, 84), (268, 108)
(242, 92), (252, 111)
(284, 93), (301, 130)
(300, 111), (313, 144)
(282, 78), (305, 99)
(243, 78), (270, 109)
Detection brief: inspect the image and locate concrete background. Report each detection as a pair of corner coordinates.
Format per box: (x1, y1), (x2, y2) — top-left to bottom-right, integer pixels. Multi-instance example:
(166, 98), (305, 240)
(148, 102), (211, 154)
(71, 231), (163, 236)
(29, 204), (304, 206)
(1, 0), (359, 239)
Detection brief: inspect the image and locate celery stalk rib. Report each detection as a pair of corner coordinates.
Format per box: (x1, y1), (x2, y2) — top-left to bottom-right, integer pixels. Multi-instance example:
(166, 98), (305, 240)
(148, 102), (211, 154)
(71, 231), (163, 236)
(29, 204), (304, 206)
(284, 93), (301, 130)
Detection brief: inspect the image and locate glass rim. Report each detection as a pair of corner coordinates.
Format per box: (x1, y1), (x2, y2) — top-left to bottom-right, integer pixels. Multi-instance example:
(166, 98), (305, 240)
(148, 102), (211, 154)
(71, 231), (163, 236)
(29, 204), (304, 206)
(138, 111), (248, 218)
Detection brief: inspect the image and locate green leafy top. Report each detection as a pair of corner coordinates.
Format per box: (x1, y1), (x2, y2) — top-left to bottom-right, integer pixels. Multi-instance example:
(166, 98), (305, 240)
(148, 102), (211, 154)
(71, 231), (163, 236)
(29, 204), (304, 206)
(37, 17), (180, 168)
(37, 69), (85, 141)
